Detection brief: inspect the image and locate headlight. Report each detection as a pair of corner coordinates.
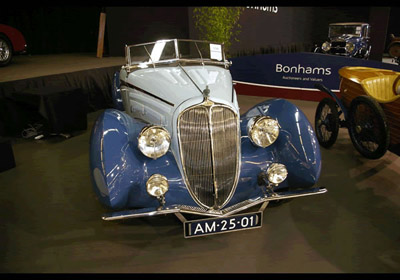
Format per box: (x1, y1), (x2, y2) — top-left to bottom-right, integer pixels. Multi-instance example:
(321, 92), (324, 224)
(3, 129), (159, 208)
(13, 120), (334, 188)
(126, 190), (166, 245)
(345, 42), (355, 53)
(248, 116), (280, 148)
(267, 163), (288, 184)
(321, 41), (331, 52)
(146, 174), (169, 197)
(138, 125), (171, 159)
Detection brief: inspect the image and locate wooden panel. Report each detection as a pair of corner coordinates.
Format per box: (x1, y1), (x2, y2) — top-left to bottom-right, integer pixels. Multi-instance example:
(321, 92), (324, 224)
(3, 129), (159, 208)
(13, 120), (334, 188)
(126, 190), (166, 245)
(96, 12), (106, 58)
(340, 76), (400, 146)
(382, 100), (400, 145)
(340, 78), (366, 108)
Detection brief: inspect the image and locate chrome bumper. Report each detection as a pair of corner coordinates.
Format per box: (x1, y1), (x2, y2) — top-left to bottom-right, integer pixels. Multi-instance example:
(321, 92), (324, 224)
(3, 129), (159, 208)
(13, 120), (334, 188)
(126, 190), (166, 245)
(102, 186), (327, 221)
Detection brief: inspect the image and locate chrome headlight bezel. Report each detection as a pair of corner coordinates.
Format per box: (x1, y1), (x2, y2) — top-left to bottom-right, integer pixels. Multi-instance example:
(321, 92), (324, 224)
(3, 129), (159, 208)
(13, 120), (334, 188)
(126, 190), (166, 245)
(321, 41), (331, 52)
(146, 174), (169, 198)
(247, 116), (280, 148)
(267, 163), (288, 185)
(138, 125), (171, 159)
(345, 42), (355, 53)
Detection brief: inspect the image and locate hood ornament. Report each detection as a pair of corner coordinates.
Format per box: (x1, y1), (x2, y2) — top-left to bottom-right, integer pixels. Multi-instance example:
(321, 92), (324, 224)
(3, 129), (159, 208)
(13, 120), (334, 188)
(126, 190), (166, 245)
(203, 85), (210, 99)
(202, 85), (213, 106)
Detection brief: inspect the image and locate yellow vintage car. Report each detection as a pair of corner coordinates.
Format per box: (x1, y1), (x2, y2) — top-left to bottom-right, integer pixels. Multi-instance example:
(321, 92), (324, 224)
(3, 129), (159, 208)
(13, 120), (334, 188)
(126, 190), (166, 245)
(315, 66), (400, 159)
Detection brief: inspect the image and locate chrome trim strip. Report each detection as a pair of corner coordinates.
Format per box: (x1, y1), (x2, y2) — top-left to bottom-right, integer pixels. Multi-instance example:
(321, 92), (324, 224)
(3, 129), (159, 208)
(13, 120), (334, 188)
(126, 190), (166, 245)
(207, 100), (218, 208)
(102, 207), (179, 221)
(124, 58), (230, 72)
(126, 38), (224, 49)
(120, 80), (174, 107)
(101, 187), (327, 221)
(178, 63), (204, 95)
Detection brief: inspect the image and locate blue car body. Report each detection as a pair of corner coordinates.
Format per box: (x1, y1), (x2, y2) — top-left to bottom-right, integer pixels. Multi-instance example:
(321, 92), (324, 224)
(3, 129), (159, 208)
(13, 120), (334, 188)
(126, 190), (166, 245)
(316, 22), (371, 59)
(89, 39), (326, 223)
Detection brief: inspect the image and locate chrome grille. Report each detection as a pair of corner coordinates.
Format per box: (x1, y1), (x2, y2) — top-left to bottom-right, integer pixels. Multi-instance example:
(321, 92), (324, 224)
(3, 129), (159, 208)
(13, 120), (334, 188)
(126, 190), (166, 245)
(178, 101), (239, 209)
(331, 41), (346, 48)
(330, 41), (346, 54)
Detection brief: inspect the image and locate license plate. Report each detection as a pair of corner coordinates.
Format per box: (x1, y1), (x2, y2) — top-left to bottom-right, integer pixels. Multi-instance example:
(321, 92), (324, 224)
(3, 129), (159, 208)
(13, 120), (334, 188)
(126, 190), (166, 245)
(184, 212), (262, 238)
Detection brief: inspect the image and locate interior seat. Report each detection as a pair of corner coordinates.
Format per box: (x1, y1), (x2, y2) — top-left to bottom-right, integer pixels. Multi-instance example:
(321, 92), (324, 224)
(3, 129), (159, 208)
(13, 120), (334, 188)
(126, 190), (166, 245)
(360, 74), (400, 103)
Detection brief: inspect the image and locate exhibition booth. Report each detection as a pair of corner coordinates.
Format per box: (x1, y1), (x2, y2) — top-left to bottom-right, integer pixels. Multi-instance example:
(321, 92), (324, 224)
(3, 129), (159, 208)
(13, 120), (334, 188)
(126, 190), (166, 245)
(0, 6), (399, 274)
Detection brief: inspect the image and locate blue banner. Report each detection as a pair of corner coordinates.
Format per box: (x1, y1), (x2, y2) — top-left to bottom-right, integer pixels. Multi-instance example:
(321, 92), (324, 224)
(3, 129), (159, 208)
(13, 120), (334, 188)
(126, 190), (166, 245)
(229, 53), (400, 91)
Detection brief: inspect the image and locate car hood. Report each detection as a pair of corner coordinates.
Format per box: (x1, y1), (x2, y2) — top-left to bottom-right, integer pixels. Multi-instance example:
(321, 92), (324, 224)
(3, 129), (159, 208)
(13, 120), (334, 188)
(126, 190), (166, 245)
(330, 34), (361, 42)
(122, 64), (239, 184)
(125, 65), (235, 108)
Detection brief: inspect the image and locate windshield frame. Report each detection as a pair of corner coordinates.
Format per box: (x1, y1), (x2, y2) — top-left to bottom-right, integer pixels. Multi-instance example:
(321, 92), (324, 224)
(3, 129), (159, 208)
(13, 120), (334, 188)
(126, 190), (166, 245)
(328, 24), (364, 38)
(124, 39), (230, 71)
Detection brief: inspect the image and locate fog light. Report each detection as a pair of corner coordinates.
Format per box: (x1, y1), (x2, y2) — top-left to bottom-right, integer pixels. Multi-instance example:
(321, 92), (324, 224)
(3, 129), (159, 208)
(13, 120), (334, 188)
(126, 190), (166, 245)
(146, 174), (169, 197)
(267, 163), (288, 184)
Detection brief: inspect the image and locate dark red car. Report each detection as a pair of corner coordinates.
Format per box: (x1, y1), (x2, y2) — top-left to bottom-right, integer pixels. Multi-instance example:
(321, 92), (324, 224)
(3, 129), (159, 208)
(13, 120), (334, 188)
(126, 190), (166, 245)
(0, 24), (27, 66)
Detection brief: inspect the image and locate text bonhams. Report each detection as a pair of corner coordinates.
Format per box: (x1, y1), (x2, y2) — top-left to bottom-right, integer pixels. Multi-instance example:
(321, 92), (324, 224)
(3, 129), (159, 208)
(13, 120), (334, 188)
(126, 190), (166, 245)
(276, 64), (331, 76)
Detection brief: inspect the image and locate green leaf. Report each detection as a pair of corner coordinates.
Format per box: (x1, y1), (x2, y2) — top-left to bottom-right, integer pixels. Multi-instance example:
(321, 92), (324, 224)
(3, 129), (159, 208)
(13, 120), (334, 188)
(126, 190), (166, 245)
(193, 7), (245, 54)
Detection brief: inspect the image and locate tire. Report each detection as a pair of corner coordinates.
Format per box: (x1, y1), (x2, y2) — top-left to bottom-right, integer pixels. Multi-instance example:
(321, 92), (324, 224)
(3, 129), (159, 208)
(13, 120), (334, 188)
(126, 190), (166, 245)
(348, 95), (390, 159)
(315, 98), (340, 148)
(0, 34), (13, 67)
(388, 42), (400, 59)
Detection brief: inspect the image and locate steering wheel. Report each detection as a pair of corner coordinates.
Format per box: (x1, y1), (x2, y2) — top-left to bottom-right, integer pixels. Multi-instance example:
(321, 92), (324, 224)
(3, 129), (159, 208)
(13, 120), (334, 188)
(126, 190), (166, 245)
(393, 75), (400, 95)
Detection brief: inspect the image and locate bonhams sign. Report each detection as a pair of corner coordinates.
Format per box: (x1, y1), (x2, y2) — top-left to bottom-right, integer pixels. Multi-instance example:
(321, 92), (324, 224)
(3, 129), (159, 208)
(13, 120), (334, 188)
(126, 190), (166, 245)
(247, 6), (278, 14)
(275, 63), (332, 80)
(229, 52), (400, 93)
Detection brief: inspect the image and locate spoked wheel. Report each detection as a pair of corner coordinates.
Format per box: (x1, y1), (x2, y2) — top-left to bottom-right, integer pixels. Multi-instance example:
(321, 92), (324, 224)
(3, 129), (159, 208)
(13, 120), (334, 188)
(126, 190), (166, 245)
(315, 98), (340, 148)
(0, 35), (13, 67)
(348, 95), (390, 159)
(388, 43), (400, 60)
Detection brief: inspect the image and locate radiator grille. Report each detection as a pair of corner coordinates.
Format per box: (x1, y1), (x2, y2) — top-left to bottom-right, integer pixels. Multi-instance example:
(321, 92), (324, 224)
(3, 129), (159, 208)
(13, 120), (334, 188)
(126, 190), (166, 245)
(330, 41), (346, 54)
(331, 41), (346, 48)
(178, 102), (239, 209)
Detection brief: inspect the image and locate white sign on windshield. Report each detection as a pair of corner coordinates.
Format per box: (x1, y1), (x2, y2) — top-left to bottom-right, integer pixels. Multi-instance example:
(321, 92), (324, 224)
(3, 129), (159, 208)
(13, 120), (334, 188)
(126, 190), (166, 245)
(210, 44), (222, 61)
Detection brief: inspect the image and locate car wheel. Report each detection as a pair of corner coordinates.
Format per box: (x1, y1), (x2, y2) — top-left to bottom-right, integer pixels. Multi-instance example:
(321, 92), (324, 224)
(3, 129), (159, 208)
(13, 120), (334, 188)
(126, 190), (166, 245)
(315, 98), (340, 148)
(348, 95), (390, 159)
(0, 34), (13, 67)
(388, 42), (400, 59)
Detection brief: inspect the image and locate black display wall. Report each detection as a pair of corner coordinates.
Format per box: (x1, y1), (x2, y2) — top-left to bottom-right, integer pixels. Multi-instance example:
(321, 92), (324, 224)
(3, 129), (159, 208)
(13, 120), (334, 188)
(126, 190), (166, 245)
(188, 7), (376, 58)
(189, 6), (394, 62)
(0, 6), (397, 60)
(0, 7), (102, 55)
(368, 7), (391, 61)
(387, 7), (400, 49)
(105, 7), (190, 57)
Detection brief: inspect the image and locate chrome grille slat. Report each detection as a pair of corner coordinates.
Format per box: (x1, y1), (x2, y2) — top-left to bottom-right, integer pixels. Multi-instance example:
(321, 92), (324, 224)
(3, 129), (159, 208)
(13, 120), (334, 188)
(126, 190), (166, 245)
(211, 107), (238, 206)
(178, 101), (239, 209)
(179, 107), (214, 207)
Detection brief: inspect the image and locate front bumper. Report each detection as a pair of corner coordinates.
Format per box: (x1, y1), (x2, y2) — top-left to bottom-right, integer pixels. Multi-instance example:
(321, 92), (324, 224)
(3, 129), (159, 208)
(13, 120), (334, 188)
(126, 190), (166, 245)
(102, 186), (327, 221)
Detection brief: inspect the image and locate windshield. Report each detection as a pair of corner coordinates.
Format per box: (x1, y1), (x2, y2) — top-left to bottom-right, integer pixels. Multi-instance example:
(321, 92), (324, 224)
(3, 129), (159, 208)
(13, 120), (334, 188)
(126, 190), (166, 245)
(126, 39), (226, 67)
(328, 25), (362, 37)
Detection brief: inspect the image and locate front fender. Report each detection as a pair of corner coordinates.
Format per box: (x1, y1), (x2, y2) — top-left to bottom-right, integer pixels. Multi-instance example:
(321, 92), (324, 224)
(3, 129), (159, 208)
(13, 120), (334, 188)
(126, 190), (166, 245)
(89, 109), (147, 209)
(90, 109), (196, 210)
(241, 98), (321, 190)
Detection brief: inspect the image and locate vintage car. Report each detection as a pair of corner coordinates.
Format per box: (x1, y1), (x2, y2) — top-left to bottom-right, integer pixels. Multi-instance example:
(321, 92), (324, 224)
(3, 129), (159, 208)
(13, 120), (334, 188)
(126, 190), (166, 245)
(314, 22), (371, 59)
(89, 39), (327, 238)
(315, 66), (400, 159)
(0, 24), (27, 66)
(388, 34), (400, 65)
